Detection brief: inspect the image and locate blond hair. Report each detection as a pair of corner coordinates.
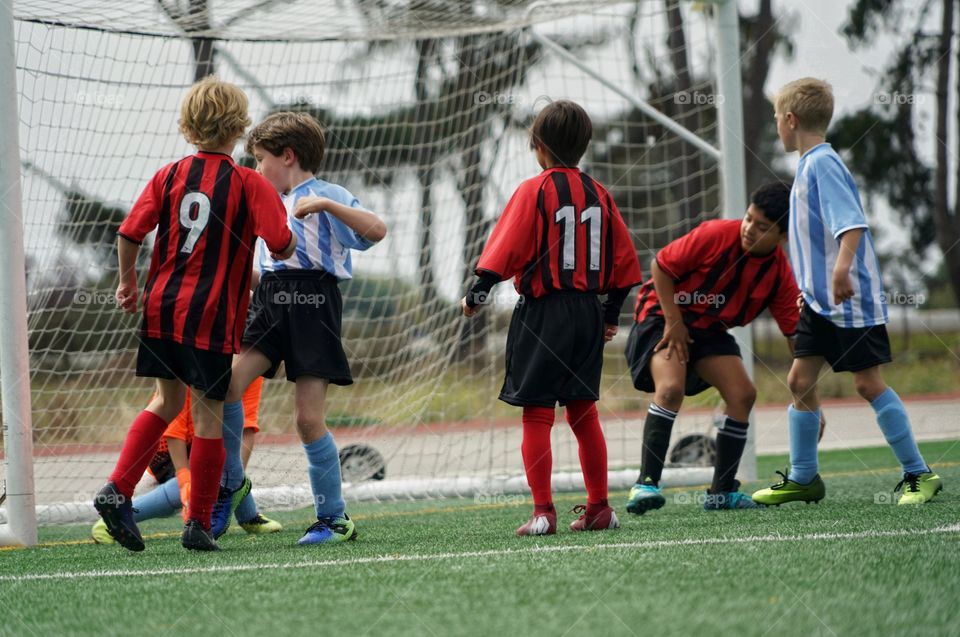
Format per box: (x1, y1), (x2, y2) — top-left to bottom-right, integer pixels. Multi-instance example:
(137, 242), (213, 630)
(246, 111), (326, 173)
(775, 78), (834, 133)
(179, 76), (251, 149)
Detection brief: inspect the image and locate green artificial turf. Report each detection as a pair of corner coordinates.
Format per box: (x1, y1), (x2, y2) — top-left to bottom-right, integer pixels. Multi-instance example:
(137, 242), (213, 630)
(2, 441), (958, 636)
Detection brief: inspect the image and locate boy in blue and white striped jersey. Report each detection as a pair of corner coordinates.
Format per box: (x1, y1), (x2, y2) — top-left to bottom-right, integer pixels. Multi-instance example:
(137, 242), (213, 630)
(216, 112), (387, 545)
(753, 78), (942, 506)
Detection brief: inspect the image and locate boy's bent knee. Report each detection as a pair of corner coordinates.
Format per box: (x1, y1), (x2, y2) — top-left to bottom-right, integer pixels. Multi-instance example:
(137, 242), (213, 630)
(723, 383), (756, 415)
(653, 383), (684, 411)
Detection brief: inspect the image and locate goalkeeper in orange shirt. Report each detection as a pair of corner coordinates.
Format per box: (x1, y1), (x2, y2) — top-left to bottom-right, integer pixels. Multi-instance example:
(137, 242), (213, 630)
(92, 377), (281, 543)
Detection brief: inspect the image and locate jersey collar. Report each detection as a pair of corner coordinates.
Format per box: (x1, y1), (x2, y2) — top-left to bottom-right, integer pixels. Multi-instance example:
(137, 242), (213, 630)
(800, 142), (831, 160)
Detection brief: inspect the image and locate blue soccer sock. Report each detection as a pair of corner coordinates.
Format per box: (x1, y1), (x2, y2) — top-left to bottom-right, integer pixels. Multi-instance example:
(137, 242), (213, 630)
(871, 388), (928, 474)
(304, 432), (345, 520)
(221, 401), (246, 491)
(788, 405), (821, 484)
(234, 492), (258, 524)
(132, 478), (181, 522)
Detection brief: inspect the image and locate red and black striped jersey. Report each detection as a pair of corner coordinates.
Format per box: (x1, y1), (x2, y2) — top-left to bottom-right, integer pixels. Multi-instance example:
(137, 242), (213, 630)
(634, 219), (800, 335)
(118, 151), (293, 354)
(475, 168), (642, 297)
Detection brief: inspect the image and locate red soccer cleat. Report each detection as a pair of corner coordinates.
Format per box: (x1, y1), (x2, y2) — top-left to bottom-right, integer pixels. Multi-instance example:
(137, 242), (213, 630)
(569, 503), (620, 532)
(516, 506), (557, 536)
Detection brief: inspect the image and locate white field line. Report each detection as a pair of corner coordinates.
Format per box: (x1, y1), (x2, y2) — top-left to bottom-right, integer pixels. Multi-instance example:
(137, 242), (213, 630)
(5, 524), (959, 583)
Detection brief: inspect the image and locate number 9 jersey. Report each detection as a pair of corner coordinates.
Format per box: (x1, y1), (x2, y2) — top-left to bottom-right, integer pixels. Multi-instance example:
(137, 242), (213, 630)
(475, 167), (641, 297)
(118, 151), (292, 354)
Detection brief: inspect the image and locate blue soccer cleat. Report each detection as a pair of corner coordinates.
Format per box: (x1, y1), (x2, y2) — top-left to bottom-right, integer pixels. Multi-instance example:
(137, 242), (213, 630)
(93, 481), (144, 552)
(297, 515), (357, 546)
(625, 480), (666, 515)
(704, 480), (763, 510)
(210, 477), (252, 539)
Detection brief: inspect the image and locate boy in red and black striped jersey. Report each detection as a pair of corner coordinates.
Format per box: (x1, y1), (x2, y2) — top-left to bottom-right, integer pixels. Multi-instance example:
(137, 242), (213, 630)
(462, 101), (642, 535)
(623, 182), (800, 514)
(94, 77), (296, 553)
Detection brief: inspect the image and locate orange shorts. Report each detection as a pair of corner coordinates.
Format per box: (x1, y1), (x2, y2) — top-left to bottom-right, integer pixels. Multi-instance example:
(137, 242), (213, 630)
(160, 376), (264, 444)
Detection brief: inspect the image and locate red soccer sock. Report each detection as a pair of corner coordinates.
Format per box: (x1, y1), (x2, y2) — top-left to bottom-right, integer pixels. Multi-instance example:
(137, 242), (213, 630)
(521, 406), (556, 507)
(188, 436), (226, 529)
(566, 400), (608, 506)
(109, 410), (170, 499)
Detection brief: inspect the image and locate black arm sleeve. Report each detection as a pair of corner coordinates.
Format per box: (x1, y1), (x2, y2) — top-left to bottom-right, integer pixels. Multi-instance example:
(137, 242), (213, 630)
(465, 270), (502, 308)
(601, 286), (633, 325)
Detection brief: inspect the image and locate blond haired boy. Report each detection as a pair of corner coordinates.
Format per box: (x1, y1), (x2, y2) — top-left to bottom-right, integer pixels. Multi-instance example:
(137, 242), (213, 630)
(753, 78), (942, 506)
(94, 77), (296, 552)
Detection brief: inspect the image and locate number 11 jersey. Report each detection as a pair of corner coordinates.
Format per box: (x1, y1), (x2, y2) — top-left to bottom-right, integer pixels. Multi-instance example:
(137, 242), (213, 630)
(476, 167), (641, 297)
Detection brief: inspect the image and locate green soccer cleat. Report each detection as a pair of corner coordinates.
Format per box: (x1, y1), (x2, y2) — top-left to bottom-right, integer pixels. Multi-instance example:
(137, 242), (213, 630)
(239, 513), (283, 534)
(751, 470), (825, 506)
(895, 472), (943, 505)
(625, 479), (666, 515)
(91, 518), (114, 544)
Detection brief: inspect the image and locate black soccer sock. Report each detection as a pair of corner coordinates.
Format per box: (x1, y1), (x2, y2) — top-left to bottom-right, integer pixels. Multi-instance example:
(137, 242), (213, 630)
(638, 403), (677, 487)
(711, 417), (749, 493)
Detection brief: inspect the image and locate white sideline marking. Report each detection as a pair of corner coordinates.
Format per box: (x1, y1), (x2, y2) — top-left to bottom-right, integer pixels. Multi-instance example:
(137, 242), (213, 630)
(5, 524), (959, 583)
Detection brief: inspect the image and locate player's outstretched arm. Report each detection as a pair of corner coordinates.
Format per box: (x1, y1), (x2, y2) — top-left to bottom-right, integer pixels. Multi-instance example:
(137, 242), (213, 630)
(294, 196), (387, 243)
(116, 236), (140, 313)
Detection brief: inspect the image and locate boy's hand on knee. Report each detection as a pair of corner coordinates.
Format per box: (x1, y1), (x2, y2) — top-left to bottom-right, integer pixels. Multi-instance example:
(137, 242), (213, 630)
(655, 318), (693, 363)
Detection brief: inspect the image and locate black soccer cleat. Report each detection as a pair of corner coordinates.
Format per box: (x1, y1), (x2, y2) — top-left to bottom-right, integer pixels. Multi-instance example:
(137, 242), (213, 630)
(93, 481), (145, 552)
(181, 519), (221, 552)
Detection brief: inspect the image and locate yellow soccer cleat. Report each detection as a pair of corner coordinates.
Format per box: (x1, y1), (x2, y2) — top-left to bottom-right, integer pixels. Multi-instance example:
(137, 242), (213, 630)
(91, 518), (115, 544)
(896, 472), (943, 505)
(239, 513), (283, 534)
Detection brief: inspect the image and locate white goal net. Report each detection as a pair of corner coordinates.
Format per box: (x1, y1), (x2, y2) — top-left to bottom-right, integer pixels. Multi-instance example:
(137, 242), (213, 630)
(4, 0), (734, 525)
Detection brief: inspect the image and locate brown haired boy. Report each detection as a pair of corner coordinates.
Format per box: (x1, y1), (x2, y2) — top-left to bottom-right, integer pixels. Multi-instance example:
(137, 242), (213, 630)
(221, 111), (387, 546)
(462, 100), (642, 535)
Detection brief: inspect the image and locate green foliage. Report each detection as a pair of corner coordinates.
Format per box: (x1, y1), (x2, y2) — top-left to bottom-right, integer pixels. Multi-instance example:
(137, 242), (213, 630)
(842, 0), (904, 42)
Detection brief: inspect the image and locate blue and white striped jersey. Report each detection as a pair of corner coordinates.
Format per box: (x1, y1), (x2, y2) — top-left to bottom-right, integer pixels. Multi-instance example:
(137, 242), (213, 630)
(789, 143), (888, 328)
(256, 177), (374, 279)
